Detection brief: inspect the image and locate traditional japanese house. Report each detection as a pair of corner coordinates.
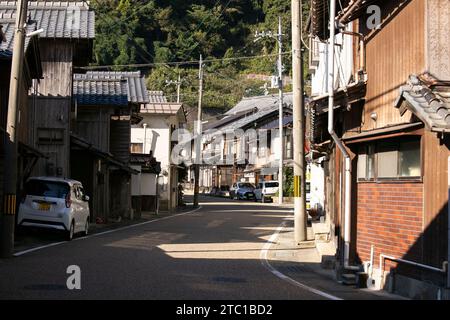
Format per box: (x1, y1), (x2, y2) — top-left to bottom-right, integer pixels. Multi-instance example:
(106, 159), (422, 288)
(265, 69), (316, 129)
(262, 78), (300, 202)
(309, 0), (450, 298)
(0, 15), (43, 205)
(0, 1), (96, 178)
(72, 71), (148, 221)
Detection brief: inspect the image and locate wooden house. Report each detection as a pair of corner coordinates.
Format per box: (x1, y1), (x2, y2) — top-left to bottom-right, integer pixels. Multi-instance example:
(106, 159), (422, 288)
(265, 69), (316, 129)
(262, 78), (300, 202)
(72, 71), (148, 221)
(309, 0), (450, 298)
(0, 1), (95, 178)
(0, 15), (43, 204)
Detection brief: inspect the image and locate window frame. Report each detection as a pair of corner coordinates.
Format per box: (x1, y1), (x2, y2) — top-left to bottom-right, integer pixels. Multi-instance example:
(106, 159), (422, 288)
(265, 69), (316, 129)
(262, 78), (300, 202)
(357, 136), (422, 183)
(37, 128), (64, 145)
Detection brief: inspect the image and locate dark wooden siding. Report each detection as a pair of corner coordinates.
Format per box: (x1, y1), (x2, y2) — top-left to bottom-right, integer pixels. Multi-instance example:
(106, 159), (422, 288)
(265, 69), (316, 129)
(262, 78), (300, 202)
(76, 107), (114, 152)
(29, 96), (71, 177)
(37, 40), (73, 97)
(110, 117), (131, 164)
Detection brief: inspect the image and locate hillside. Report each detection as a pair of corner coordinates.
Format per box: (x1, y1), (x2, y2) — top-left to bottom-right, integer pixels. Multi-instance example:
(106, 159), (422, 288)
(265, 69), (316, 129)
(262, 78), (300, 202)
(90, 0), (309, 121)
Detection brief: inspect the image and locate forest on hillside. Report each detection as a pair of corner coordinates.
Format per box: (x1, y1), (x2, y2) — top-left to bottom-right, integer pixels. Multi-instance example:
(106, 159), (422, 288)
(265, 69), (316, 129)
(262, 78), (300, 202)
(90, 0), (310, 120)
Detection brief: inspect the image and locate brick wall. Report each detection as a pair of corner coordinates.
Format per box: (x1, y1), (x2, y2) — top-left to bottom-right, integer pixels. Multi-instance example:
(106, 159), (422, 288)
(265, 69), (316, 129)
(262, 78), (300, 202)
(356, 182), (423, 268)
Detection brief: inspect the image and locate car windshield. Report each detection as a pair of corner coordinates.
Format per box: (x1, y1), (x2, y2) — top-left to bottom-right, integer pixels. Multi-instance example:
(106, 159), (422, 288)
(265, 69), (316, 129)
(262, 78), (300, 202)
(238, 183), (254, 188)
(265, 182), (279, 188)
(25, 180), (70, 199)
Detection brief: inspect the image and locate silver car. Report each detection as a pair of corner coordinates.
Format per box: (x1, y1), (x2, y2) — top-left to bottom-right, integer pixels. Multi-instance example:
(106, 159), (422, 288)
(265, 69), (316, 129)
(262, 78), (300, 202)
(230, 182), (256, 200)
(17, 177), (90, 241)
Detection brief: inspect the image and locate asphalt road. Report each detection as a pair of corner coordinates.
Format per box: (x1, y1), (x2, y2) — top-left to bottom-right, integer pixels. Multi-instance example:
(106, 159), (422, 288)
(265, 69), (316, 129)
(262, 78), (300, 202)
(0, 196), (388, 300)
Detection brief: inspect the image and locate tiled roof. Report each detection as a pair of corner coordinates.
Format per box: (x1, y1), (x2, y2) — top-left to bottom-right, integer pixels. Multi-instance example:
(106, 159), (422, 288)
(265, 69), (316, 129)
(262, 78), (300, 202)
(0, 1), (95, 39)
(83, 71), (149, 104)
(73, 74), (129, 106)
(395, 74), (450, 133)
(140, 90), (182, 115)
(0, 20), (36, 58)
(140, 103), (182, 115)
(225, 93), (293, 116)
(148, 91), (167, 103)
(217, 102), (292, 133)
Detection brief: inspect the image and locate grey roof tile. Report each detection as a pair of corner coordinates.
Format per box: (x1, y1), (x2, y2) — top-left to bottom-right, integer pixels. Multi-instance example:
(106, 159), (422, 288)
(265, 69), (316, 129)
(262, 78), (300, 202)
(395, 74), (450, 133)
(0, 19), (36, 56)
(0, 1), (95, 39)
(84, 71), (149, 104)
(225, 92), (293, 116)
(147, 91), (167, 103)
(73, 74), (129, 106)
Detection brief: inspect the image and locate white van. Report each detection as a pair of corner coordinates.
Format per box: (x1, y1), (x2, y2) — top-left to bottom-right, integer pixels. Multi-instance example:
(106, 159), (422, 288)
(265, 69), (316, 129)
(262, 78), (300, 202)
(254, 181), (279, 203)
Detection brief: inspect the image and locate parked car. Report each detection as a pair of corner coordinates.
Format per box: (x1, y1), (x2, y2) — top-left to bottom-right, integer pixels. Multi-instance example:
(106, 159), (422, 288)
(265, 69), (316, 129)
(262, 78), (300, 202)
(215, 185), (230, 198)
(230, 182), (256, 200)
(17, 177), (90, 241)
(254, 181), (279, 203)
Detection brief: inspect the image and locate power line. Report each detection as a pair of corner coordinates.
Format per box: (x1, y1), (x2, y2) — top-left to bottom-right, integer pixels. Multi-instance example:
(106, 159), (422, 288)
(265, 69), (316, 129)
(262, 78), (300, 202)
(77, 52), (291, 70)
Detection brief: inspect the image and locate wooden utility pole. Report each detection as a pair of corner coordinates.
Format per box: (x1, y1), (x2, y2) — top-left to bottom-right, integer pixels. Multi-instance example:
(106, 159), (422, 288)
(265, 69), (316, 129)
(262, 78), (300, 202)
(276, 16), (284, 205)
(292, 0), (307, 243)
(0, 0), (28, 257)
(193, 55), (203, 207)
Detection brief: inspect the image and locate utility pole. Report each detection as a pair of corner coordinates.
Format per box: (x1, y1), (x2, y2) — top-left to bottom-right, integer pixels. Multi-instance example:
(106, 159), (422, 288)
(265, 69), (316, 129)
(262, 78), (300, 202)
(276, 16), (284, 205)
(255, 17), (284, 205)
(292, 0), (307, 243)
(0, 0), (28, 258)
(193, 55), (203, 207)
(166, 72), (182, 103)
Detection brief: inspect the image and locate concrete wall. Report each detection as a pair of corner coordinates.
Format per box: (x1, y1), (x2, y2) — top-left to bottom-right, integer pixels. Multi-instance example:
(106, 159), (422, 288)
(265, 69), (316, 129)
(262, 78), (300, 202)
(426, 0), (450, 80)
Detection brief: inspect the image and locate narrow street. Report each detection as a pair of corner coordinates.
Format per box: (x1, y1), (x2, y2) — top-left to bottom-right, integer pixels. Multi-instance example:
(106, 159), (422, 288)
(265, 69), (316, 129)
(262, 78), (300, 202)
(0, 196), (394, 300)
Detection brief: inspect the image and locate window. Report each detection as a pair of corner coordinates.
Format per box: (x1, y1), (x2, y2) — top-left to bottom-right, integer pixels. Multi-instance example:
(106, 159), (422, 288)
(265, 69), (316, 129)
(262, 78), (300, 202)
(25, 180), (70, 199)
(357, 137), (421, 181)
(399, 141), (421, 177)
(131, 143), (143, 153)
(265, 182), (279, 188)
(37, 128), (64, 145)
(377, 142), (398, 178)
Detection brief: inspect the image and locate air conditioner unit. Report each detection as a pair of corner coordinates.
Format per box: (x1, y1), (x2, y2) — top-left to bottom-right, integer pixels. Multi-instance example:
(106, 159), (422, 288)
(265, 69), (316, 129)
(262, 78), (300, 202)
(309, 37), (321, 73)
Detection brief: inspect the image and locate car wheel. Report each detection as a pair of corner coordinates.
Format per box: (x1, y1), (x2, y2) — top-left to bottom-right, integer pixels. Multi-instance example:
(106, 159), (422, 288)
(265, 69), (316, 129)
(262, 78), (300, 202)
(84, 218), (89, 236)
(66, 221), (75, 241)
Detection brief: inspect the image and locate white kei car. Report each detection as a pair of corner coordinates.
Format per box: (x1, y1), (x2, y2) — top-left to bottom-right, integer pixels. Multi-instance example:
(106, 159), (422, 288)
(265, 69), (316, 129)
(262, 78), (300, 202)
(17, 177), (90, 241)
(254, 181), (279, 203)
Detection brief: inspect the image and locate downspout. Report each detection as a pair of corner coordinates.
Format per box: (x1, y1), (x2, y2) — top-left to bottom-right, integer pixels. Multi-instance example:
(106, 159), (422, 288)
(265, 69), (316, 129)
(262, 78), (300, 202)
(143, 123), (147, 154)
(327, 0), (359, 271)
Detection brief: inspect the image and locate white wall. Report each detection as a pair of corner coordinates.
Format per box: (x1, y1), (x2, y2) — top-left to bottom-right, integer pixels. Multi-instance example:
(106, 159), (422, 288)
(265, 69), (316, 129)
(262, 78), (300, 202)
(309, 162), (325, 212)
(141, 173), (157, 195)
(131, 114), (175, 201)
